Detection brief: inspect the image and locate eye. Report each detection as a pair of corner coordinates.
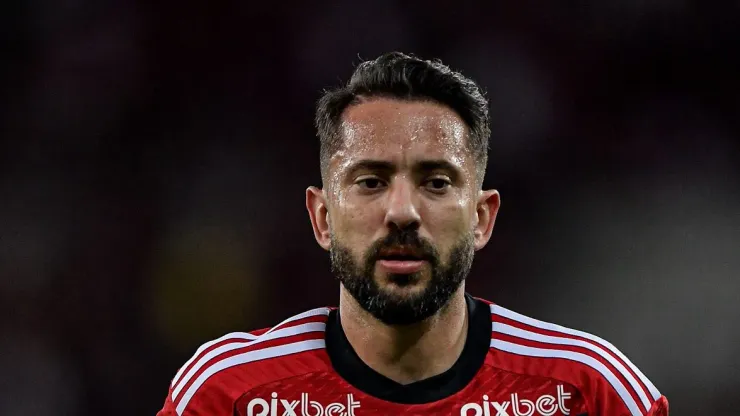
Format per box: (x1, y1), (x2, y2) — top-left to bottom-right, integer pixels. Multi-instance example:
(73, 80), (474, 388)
(356, 177), (387, 191)
(424, 178), (451, 192)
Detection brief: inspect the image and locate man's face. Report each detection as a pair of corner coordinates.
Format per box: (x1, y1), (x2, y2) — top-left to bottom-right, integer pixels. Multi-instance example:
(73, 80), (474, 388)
(317, 98), (490, 325)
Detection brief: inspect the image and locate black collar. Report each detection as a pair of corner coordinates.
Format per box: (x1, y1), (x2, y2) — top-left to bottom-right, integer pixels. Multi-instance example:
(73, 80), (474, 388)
(324, 294), (491, 404)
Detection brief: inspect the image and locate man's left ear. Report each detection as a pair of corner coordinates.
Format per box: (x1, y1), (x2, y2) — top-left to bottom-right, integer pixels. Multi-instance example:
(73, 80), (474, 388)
(473, 189), (501, 250)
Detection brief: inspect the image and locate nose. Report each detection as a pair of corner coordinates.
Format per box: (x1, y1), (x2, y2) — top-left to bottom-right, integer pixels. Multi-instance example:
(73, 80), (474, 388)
(383, 177), (421, 231)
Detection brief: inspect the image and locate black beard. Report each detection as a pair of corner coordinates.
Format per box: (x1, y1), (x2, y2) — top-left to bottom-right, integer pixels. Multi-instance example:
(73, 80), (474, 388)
(330, 228), (475, 325)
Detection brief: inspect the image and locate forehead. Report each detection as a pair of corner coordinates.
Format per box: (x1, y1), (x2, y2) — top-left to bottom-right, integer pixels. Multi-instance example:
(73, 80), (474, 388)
(334, 98), (470, 165)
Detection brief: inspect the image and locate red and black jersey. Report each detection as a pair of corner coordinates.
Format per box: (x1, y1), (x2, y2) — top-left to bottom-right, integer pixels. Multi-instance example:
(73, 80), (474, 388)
(157, 295), (669, 415)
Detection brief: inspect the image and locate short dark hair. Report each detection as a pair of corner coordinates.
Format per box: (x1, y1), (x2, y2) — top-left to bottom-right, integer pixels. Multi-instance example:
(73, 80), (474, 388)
(314, 51), (490, 187)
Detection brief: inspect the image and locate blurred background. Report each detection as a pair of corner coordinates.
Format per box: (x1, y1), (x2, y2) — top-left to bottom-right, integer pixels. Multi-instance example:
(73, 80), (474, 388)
(2, 1), (739, 415)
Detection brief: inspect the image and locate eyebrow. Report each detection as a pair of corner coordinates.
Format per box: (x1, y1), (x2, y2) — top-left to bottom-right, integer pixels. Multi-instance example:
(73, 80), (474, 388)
(345, 159), (462, 180)
(346, 160), (396, 176)
(416, 160), (461, 175)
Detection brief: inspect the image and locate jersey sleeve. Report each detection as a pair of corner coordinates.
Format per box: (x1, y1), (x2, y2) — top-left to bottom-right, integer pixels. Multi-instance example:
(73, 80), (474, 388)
(579, 362), (669, 416)
(489, 303), (669, 416)
(156, 309), (330, 415)
(647, 396), (670, 416)
(156, 331), (263, 416)
(156, 375), (234, 416)
(156, 389), (176, 416)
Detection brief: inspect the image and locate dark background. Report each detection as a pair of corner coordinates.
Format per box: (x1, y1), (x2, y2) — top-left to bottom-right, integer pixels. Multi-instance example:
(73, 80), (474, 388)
(2, 1), (739, 415)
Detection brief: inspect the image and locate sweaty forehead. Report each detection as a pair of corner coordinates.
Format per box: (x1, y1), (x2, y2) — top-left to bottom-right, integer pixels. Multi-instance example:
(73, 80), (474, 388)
(335, 98), (469, 164)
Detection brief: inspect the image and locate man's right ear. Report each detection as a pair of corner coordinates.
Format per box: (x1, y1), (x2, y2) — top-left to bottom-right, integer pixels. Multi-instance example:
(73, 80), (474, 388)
(306, 186), (332, 251)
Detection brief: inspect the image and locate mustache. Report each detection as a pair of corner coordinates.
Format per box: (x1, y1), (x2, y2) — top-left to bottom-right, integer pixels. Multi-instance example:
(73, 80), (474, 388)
(366, 228), (439, 264)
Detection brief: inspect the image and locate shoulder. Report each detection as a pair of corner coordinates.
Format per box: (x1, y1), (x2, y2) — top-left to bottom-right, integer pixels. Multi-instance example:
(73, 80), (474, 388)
(160, 307), (332, 416)
(482, 299), (667, 416)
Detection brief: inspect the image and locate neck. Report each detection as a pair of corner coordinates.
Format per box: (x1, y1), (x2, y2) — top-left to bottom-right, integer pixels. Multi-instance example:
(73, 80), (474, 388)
(338, 285), (469, 385)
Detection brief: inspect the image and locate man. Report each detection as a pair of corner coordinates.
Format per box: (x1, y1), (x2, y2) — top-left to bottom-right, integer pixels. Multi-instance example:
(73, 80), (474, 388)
(158, 52), (669, 416)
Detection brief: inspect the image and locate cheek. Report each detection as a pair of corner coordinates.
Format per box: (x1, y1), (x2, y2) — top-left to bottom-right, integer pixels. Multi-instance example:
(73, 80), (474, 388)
(422, 199), (473, 242)
(331, 200), (382, 246)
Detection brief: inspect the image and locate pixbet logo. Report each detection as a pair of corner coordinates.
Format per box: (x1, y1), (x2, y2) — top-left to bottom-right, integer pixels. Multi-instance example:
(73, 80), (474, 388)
(460, 385), (571, 416)
(246, 392), (361, 416)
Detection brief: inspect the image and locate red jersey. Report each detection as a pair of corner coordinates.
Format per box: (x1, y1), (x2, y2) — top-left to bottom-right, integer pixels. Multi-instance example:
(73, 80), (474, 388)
(157, 295), (669, 416)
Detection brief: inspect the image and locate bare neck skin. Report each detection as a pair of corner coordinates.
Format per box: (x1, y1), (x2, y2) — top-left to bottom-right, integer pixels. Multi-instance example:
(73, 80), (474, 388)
(338, 285), (469, 385)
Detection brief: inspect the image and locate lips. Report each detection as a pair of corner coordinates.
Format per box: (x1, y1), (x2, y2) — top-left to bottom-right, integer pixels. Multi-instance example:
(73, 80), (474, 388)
(378, 246), (424, 261)
(376, 246), (426, 274)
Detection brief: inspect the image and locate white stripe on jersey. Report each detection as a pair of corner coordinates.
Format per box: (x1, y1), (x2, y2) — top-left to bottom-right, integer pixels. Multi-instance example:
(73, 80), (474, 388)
(256, 307), (331, 338)
(171, 322), (326, 401)
(171, 332), (257, 388)
(491, 339), (644, 416)
(171, 307), (329, 388)
(175, 339), (326, 416)
(494, 322), (652, 411)
(491, 304), (661, 401)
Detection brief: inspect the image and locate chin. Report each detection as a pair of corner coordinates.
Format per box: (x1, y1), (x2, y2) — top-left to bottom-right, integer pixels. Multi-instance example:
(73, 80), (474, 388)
(377, 274), (429, 295)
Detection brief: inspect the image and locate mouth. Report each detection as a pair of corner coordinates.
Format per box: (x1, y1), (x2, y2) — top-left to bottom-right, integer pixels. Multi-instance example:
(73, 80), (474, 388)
(376, 247), (426, 274)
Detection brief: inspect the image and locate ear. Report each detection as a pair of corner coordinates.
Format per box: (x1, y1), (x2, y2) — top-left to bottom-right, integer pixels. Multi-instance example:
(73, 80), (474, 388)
(306, 186), (332, 251)
(473, 189), (501, 251)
